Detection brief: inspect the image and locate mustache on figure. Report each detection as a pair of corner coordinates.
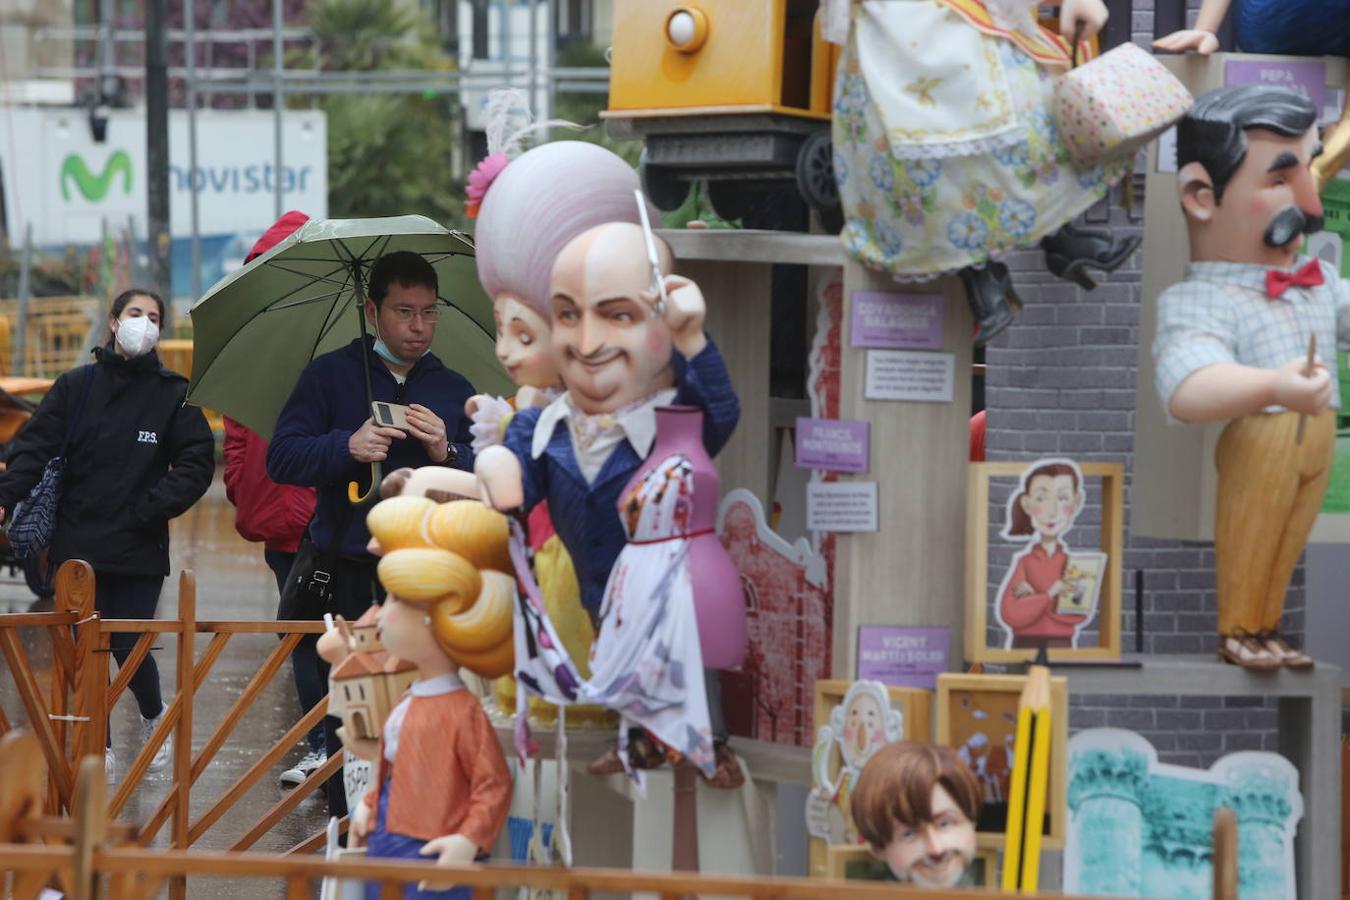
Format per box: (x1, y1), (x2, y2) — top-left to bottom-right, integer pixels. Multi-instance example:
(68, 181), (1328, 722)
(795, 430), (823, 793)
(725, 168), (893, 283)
(1264, 206), (1325, 248)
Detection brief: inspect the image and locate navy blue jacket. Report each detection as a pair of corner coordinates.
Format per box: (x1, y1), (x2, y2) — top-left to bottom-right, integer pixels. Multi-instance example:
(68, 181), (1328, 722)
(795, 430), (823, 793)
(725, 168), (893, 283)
(501, 338), (738, 619)
(267, 338), (475, 558)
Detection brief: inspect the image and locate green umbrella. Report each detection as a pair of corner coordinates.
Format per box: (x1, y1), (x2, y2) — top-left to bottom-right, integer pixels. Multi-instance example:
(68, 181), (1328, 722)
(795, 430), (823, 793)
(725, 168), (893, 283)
(187, 214), (511, 502)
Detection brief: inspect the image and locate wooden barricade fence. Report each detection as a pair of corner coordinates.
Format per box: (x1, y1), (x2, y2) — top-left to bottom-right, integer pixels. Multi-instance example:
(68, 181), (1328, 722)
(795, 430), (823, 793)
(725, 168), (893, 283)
(0, 560), (334, 899)
(2, 754), (1118, 900)
(0, 561), (1241, 899)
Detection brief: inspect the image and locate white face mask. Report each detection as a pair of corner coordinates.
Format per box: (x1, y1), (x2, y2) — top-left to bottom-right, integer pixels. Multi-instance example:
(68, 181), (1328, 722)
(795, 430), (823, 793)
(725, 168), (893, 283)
(115, 316), (159, 357)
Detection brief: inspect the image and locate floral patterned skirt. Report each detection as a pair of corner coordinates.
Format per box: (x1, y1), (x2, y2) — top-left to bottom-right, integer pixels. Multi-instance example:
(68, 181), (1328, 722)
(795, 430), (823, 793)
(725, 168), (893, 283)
(833, 0), (1130, 279)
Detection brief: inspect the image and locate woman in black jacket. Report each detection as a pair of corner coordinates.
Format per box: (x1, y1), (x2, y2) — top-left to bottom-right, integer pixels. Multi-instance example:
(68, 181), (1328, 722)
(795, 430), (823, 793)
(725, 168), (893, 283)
(0, 289), (214, 779)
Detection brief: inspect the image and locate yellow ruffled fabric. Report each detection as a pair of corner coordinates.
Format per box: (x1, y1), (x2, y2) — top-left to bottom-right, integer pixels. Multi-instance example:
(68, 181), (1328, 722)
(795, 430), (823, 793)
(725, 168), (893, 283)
(496, 534), (617, 728)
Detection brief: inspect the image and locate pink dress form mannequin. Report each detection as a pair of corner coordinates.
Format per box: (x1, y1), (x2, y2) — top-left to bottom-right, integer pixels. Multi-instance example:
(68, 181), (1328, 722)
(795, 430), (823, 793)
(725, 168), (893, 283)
(625, 405), (747, 670)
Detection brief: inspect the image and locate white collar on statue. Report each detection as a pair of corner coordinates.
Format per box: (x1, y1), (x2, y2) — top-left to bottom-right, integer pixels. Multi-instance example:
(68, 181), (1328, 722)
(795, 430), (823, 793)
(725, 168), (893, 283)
(410, 672), (464, 696)
(531, 388), (678, 461)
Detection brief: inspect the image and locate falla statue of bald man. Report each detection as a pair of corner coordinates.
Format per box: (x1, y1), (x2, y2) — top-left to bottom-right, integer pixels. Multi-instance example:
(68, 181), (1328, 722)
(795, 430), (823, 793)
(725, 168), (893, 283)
(476, 222), (743, 786)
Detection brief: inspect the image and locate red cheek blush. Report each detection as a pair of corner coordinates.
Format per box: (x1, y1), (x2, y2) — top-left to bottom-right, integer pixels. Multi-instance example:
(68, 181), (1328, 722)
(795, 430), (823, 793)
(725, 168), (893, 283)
(645, 326), (669, 355)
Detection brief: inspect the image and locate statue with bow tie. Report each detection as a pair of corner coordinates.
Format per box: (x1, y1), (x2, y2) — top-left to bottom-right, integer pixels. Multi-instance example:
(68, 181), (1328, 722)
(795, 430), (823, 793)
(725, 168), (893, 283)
(475, 220), (746, 788)
(1153, 84), (1346, 671)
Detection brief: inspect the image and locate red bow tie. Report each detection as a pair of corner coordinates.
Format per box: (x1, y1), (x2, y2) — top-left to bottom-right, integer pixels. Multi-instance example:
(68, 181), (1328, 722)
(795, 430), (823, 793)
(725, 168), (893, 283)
(1265, 259), (1324, 298)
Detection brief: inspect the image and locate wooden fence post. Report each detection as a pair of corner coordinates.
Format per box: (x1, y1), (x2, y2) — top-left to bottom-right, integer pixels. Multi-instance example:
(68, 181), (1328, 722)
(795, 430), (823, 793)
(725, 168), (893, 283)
(71, 755), (107, 900)
(170, 570), (196, 900)
(64, 562), (101, 781)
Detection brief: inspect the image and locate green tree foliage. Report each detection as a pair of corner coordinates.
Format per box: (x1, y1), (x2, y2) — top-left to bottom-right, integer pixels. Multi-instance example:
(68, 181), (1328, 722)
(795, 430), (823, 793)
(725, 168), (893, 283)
(301, 0), (465, 225)
(550, 41), (641, 168)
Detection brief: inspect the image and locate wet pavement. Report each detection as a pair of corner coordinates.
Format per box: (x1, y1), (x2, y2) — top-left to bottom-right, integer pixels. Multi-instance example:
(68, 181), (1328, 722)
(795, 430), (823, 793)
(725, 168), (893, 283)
(0, 469), (330, 898)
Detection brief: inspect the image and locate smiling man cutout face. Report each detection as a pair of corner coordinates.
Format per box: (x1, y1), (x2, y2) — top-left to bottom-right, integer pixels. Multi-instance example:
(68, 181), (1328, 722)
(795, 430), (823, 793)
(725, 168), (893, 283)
(547, 222), (679, 415)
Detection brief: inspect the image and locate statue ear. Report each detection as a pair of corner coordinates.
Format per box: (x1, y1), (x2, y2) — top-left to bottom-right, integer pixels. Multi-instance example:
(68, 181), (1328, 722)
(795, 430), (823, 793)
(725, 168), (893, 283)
(1178, 162), (1217, 223)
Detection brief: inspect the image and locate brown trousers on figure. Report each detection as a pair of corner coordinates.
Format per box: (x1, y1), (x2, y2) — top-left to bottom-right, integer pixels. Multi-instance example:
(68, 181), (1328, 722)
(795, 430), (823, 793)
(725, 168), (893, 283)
(1214, 410), (1335, 636)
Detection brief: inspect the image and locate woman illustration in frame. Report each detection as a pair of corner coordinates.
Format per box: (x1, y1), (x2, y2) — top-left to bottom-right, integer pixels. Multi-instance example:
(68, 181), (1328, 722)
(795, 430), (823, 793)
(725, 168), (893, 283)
(995, 458), (1105, 650)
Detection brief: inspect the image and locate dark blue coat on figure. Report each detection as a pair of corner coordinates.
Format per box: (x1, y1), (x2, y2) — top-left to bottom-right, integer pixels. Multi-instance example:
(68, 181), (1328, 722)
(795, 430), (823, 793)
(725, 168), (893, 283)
(1234, 0), (1350, 55)
(501, 337), (739, 622)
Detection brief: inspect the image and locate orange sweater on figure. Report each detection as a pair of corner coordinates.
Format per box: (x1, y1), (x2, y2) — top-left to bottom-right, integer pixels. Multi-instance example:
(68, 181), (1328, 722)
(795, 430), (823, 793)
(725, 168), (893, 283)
(363, 683), (511, 850)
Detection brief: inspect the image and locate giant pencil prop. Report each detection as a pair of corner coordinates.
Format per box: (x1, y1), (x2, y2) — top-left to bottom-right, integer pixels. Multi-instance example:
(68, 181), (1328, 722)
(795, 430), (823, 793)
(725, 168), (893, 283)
(1002, 665), (1052, 893)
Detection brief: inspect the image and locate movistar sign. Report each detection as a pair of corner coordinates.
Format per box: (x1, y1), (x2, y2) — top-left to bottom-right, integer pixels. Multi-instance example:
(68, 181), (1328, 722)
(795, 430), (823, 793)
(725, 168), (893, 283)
(61, 151), (134, 202)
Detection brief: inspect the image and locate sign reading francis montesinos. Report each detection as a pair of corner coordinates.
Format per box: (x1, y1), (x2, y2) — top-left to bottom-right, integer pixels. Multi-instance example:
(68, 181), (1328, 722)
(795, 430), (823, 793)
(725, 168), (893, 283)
(0, 107), (327, 247)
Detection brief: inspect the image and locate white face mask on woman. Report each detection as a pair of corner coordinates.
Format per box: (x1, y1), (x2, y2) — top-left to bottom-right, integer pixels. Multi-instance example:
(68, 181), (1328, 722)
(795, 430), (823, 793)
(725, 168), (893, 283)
(115, 316), (160, 358)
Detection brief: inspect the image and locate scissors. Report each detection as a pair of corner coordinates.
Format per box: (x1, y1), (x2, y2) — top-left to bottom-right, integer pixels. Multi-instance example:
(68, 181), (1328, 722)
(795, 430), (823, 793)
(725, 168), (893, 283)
(634, 189), (668, 317)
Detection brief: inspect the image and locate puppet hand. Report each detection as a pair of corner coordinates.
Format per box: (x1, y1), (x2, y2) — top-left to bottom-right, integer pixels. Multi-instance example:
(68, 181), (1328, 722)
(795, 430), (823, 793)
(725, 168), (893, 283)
(475, 446), (525, 511)
(379, 467), (416, 500)
(1061, 0), (1108, 42)
(350, 799), (371, 844)
(1152, 29), (1219, 54)
(805, 791), (834, 838)
(418, 834), (478, 890)
(1273, 356), (1332, 415)
(468, 395), (514, 454)
(515, 385), (552, 410)
(661, 274), (708, 358)
(1013, 580), (1034, 598)
(1047, 580), (1071, 601)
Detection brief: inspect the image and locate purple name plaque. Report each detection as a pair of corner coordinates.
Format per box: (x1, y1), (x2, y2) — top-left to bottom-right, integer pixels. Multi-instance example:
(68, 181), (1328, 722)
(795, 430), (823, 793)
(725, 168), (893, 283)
(795, 418), (870, 473)
(1225, 60), (1327, 118)
(856, 626), (949, 689)
(850, 291), (944, 350)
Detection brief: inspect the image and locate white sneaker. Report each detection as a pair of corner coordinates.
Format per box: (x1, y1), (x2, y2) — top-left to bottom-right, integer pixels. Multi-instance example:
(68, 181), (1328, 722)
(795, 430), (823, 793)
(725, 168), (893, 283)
(140, 705), (172, 774)
(104, 747), (116, 784)
(279, 749), (327, 787)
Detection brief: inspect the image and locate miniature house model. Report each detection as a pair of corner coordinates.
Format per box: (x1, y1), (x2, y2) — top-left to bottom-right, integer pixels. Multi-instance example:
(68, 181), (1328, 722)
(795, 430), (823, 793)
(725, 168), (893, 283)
(328, 605), (417, 742)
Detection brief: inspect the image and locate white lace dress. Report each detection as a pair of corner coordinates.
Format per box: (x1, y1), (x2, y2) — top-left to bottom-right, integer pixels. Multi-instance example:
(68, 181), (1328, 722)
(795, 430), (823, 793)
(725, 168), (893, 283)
(829, 0), (1130, 279)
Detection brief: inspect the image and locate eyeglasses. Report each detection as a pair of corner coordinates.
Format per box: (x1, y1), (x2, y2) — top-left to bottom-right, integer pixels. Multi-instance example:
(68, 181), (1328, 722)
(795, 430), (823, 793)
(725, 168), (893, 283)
(388, 305), (441, 323)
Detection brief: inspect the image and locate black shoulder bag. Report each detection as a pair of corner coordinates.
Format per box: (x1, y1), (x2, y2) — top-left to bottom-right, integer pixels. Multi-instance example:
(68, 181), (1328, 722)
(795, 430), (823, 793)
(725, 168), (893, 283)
(7, 365), (96, 560)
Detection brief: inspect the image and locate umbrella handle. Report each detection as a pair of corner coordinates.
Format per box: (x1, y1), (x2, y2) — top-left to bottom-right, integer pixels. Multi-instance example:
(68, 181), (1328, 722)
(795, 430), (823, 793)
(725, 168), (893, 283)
(348, 461), (383, 506)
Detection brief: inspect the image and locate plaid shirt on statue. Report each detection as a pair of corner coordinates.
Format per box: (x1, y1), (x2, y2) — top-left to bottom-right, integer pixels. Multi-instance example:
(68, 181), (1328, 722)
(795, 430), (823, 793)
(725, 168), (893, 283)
(1153, 257), (1350, 415)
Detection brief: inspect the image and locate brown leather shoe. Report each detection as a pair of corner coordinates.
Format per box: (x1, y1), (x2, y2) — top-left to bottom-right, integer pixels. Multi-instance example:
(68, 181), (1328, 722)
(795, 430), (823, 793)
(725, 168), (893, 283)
(1217, 633), (1280, 671)
(700, 741), (745, 791)
(1260, 633), (1315, 670)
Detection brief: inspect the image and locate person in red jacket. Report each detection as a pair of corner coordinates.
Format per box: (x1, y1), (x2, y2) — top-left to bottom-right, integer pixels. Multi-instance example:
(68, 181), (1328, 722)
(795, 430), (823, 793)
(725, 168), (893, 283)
(220, 210), (319, 785)
(223, 417), (315, 591)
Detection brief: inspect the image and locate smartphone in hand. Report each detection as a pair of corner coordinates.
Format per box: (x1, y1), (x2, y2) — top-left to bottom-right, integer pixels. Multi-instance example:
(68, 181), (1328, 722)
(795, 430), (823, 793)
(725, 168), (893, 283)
(371, 401), (412, 431)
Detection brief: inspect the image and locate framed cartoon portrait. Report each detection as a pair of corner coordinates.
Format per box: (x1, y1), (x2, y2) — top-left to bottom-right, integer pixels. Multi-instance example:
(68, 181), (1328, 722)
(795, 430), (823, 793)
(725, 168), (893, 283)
(935, 672), (1068, 849)
(965, 459), (1125, 664)
(806, 679), (931, 877)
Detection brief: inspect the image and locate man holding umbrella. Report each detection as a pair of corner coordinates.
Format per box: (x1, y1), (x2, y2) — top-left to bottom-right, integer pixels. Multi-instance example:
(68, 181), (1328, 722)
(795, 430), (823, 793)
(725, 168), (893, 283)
(266, 249), (476, 815)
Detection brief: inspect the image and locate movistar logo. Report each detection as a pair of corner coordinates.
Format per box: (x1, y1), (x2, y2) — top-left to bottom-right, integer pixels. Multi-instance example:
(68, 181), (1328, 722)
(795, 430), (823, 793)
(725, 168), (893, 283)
(61, 151), (133, 202)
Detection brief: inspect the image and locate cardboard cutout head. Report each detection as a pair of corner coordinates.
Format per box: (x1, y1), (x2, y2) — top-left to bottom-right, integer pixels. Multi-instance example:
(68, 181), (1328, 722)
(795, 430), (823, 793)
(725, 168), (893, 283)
(548, 222), (676, 414)
(366, 472), (515, 679)
(851, 741), (981, 887)
(474, 141), (651, 390)
(1176, 86), (1322, 268)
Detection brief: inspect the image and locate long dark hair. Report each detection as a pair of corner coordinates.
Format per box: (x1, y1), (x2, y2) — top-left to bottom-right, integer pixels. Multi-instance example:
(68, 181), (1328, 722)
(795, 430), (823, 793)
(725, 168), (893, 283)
(1006, 463), (1080, 537)
(109, 288), (166, 326)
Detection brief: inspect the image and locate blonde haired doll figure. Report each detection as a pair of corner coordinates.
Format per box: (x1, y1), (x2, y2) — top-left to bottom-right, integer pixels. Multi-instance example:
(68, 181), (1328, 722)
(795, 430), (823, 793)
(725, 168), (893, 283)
(349, 483), (517, 899)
